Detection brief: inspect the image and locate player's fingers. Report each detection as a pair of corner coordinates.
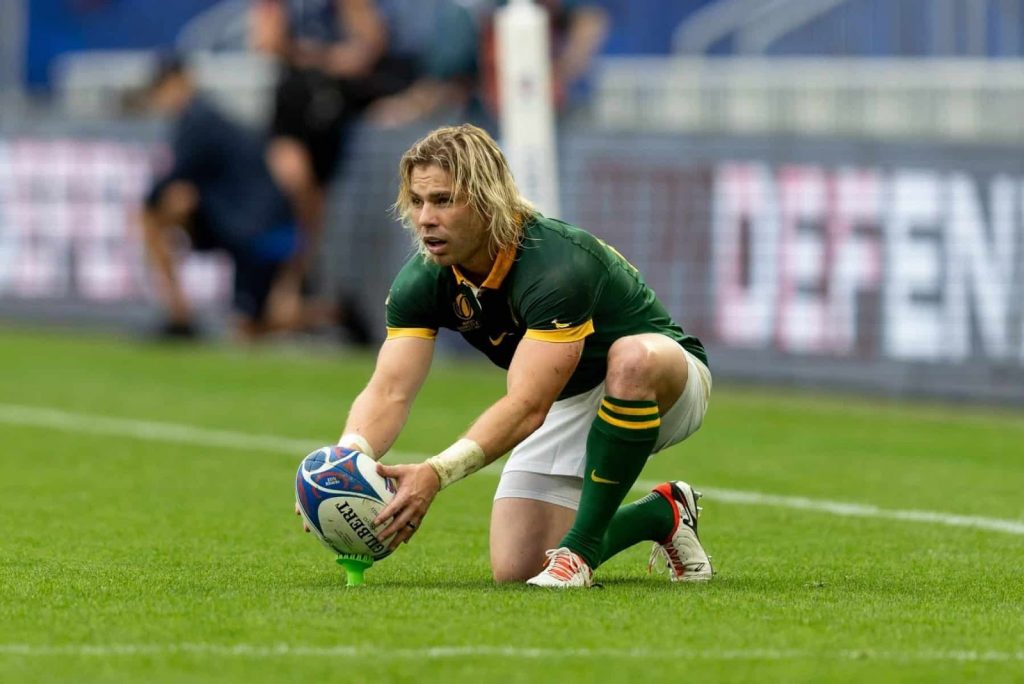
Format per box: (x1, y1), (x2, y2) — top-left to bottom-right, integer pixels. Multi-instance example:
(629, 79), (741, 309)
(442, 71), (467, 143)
(385, 504), (427, 549)
(376, 462), (404, 479)
(294, 501), (301, 516)
(387, 517), (417, 550)
(400, 518), (420, 545)
(377, 500), (418, 541)
(374, 493), (404, 528)
(377, 512), (404, 541)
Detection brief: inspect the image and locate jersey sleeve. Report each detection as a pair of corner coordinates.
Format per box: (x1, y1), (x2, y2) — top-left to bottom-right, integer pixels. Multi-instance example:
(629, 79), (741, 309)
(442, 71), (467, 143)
(385, 257), (441, 340)
(517, 251), (605, 343)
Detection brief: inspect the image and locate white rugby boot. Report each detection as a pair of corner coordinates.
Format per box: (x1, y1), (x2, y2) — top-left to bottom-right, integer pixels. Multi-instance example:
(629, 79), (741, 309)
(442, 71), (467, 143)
(526, 547), (594, 588)
(648, 480), (714, 582)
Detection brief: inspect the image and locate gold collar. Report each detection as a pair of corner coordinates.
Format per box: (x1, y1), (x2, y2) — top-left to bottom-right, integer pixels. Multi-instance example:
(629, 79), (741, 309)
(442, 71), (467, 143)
(451, 246), (516, 290)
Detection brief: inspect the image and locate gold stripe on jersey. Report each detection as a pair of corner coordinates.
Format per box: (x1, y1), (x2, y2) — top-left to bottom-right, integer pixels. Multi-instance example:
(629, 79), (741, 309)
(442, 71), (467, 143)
(597, 407), (661, 430)
(451, 246), (516, 290)
(600, 399), (660, 417)
(524, 319), (595, 343)
(386, 327), (438, 340)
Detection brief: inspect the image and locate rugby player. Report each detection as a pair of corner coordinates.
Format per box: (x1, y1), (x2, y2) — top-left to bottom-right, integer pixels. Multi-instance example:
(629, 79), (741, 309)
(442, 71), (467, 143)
(332, 124), (713, 587)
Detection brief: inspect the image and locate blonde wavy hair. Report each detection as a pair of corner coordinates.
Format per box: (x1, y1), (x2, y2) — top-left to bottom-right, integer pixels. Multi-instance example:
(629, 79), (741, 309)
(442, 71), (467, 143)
(393, 124), (535, 258)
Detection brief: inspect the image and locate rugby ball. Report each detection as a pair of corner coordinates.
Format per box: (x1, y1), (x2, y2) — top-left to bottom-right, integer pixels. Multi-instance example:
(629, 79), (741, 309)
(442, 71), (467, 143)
(295, 446), (397, 560)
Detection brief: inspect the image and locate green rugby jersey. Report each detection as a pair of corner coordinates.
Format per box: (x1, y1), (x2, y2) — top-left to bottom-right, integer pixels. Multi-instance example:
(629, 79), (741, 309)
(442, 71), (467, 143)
(385, 214), (707, 399)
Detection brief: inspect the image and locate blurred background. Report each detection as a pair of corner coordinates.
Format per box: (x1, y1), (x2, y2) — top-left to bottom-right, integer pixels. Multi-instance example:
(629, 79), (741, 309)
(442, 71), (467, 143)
(1, 0), (1022, 403)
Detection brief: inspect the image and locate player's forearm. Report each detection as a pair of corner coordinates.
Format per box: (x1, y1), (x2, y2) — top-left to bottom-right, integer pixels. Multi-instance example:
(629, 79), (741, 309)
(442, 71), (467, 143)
(424, 395), (547, 490)
(464, 394), (550, 466)
(341, 385), (414, 458)
(343, 336), (434, 459)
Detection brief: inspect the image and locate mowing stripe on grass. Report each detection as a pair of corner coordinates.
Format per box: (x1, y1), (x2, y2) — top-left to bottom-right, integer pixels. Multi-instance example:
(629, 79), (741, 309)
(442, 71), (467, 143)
(0, 644), (1023, 662)
(3, 402), (1023, 536)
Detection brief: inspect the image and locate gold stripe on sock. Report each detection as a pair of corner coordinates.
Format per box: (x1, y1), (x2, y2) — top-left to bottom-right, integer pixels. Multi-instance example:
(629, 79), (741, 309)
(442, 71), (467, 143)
(598, 401), (659, 417)
(600, 399), (659, 416)
(597, 407), (661, 430)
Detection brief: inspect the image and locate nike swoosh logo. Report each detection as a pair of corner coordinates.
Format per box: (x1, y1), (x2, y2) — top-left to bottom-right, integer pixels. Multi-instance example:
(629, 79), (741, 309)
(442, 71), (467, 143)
(488, 332), (511, 346)
(551, 320), (571, 329)
(590, 469), (620, 485)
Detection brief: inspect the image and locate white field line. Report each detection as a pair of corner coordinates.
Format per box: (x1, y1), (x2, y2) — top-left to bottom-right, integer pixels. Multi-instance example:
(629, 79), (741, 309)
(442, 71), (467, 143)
(2, 402), (1023, 537)
(637, 482), (1024, 536)
(0, 644), (1023, 662)
(0, 403), (318, 455)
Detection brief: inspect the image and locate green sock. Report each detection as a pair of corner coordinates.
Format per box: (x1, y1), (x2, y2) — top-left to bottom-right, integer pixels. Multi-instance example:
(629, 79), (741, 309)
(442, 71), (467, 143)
(597, 491), (674, 566)
(560, 396), (660, 568)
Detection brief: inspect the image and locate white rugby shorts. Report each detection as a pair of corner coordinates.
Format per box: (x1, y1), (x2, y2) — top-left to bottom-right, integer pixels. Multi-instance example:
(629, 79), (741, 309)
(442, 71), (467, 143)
(493, 347), (712, 509)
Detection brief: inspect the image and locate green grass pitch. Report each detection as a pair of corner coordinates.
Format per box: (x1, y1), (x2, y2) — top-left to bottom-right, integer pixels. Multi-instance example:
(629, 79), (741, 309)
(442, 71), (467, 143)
(1, 327), (1022, 683)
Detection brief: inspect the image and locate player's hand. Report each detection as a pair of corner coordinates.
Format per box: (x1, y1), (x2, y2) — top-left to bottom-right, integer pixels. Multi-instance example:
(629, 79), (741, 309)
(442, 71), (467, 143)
(294, 500), (310, 533)
(373, 462), (441, 549)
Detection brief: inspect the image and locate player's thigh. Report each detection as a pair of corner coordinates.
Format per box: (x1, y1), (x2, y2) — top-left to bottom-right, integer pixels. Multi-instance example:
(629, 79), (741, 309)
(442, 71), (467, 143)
(490, 473), (580, 583)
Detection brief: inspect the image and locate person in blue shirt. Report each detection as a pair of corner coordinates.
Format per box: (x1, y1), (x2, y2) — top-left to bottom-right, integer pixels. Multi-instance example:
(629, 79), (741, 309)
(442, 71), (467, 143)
(141, 57), (368, 342)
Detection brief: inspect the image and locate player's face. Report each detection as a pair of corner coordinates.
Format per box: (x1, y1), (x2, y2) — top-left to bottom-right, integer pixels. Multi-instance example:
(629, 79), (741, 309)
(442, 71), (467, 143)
(408, 164), (492, 277)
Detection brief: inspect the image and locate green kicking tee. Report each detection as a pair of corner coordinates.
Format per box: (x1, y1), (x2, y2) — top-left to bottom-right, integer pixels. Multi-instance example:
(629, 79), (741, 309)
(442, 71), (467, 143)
(385, 213), (707, 400)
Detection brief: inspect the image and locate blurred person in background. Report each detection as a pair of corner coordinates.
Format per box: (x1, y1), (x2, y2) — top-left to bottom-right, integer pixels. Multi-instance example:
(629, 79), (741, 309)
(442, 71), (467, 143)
(141, 57), (369, 343)
(364, 0), (605, 131)
(249, 0), (415, 280)
(479, 0), (610, 120)
(362, 0), (482, 129)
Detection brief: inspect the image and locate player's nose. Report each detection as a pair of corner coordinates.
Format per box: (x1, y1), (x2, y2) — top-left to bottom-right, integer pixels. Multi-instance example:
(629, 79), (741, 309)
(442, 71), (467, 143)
(417, 203), (440, 227)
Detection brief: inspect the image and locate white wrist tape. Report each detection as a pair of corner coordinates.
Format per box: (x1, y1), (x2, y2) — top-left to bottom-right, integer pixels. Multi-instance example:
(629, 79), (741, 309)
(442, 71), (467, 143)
(338, 432), (376, 461)
(426, 439), (486, 489)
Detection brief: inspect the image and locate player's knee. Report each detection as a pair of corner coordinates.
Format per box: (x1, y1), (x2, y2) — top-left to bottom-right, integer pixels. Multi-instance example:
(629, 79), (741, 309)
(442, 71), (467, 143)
(490, 548), (543, 583)
(606, 337), (658, 396)
(491, 563), (534, 584)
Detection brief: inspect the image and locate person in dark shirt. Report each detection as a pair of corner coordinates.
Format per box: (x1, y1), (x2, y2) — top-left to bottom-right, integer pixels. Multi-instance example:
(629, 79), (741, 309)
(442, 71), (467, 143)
(141, 57), (331, 341)
(250, 0), (416, 271)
